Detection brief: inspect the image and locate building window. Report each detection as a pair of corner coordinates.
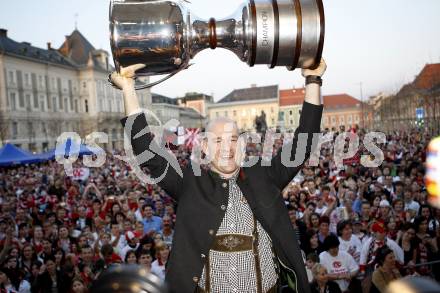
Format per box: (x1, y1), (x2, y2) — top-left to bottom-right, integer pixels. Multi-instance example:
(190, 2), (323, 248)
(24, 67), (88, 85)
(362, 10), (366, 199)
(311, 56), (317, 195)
(271, 107), (274, 113)
(8, 71), (15, 84)
(348, 115), (352, 123)
(75, 100), (78, 113)
(85, 100), (89, 113)
(33, 94), (39, 108)
(290, 120), (293, 125)
(233, 110), (237, 117)
(355, 115), (359, 122)
(40, 95), (45, 112)
(24, 73), (30, 87)
(224, 111), (228, 117)
(289, 110), (293, 115)
(331, 117), (336, 125)
(53, 97), (57, 112)
(279, 112), (284, 120)
(59, 96), (63, 110)
(25, 94), (31, 110)
(12, 122), (18, 139)
(324, 117), (329, 125)
(46, 95), (51, 110)
(340, 116), (345, 124)
(38, 76), (43, 89)
(70, 96), (74, 110)
(215, 112), (219, 118)
(10, 93), (17, 111)
(42, 123), (47, 136)
(51, 78), (56, 90)
(27, 122), (33, 137)
(64, 98), (68, 112)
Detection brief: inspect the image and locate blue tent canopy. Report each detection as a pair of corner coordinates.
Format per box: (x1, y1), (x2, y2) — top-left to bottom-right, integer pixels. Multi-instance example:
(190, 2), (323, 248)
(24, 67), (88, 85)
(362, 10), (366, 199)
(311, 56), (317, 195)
(0, 143), (43, 166)
(34, 139), (104, 161)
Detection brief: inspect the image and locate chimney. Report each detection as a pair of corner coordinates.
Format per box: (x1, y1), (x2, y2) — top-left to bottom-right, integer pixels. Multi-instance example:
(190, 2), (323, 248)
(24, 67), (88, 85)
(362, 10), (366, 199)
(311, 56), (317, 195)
(47, 42), (52, 50)
(0, 28), (7, 38)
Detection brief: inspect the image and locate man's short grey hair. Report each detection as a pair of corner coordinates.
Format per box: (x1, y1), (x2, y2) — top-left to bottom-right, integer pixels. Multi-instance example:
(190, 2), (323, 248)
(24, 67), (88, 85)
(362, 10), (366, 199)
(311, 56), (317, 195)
(205, 117), (239, 134)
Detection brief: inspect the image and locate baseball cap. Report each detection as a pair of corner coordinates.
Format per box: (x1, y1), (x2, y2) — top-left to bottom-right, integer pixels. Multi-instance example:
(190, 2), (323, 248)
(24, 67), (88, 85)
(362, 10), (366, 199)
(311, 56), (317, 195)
(372, 221), (386, 234)
(379, 199), (391, 208)
(125, 231), (142, 241)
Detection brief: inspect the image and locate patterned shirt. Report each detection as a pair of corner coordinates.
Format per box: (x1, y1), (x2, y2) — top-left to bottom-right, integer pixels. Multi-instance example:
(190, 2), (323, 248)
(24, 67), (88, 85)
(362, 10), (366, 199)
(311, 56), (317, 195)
(198, 176), (278, 292)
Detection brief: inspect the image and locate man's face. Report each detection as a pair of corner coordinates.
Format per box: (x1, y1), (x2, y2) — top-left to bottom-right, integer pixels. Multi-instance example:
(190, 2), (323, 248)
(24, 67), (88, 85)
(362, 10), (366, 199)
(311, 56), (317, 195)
(421, 207), (430, 218)
(288, 209), (297, 223)
(42, 240), (52, 251)
(203, 120), (242, 177)
(361, 203), (370, 216)
(404, 190), (413, 201)
(78, 206), (86, 218)
(82, 248), (94, 262)
(155, 201), (163, 210)
(163, 217), (172, 228)
(143, 207), (153, 218)
(78, 237), (87, 247)
(16, 208), (25, 220)
(111, 224), (120, 236)
(380, 206), (389, 216)
(375, 231), (386, 241)
(319, 223), (329, 234)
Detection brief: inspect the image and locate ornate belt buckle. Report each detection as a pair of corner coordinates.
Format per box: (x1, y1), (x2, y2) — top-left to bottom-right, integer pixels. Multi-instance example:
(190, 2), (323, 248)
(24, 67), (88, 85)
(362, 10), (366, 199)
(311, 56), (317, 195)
(218, 235), (244, 251)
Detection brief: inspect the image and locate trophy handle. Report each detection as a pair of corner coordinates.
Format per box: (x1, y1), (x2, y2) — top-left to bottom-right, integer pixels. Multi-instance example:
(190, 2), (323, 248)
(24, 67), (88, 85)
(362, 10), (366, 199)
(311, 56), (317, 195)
(108, 63), (193, 91)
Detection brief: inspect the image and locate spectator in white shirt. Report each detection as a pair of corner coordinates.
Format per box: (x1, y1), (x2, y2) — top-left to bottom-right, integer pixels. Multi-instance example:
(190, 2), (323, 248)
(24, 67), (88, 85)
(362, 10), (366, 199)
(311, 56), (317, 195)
(151, 242), (169, 281)
(337, 220), (362, 264)
(319, 235), (359, 292)
(403, 188), (420, 217)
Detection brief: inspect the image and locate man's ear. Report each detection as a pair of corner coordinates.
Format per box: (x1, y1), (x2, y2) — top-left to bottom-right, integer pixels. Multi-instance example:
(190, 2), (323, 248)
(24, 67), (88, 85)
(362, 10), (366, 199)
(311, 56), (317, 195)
(201, 138), (208, 157)
(235, 135), (246, 166)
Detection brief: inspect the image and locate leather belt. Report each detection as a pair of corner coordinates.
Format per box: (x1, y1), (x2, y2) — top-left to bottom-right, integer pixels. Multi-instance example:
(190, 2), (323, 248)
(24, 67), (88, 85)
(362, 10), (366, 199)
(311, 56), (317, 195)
(196, 283), (277, 293)
(211, 234), (253, 252)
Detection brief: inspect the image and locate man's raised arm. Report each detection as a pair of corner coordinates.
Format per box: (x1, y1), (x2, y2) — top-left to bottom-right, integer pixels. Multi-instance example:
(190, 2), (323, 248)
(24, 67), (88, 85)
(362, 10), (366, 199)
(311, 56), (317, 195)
(268, 59), (326, 189)
(111, 65), (184, 200)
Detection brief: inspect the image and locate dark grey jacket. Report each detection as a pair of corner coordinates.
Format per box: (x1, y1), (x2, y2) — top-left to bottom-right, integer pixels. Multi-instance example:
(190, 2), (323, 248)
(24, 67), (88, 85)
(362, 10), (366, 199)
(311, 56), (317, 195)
(121, 101), (323, 293)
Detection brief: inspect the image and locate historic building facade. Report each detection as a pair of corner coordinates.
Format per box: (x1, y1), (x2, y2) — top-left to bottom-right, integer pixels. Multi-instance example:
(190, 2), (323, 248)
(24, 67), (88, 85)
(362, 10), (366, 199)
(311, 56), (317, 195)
(278, 88), (305, 131)
(0, 28), (151, 152)
(208, 85), (279, 132)
(375, 63), (440, 132)
(151, 93), (206, 129)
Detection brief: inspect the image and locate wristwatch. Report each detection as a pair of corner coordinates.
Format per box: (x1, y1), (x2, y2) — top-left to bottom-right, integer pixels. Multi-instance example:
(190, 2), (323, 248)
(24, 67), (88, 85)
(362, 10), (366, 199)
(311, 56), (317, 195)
(305, 75), (323, 86)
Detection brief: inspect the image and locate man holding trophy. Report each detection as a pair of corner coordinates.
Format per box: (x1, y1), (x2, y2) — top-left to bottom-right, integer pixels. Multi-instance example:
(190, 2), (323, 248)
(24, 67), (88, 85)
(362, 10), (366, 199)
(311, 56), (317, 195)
(109, 0), (326, 292)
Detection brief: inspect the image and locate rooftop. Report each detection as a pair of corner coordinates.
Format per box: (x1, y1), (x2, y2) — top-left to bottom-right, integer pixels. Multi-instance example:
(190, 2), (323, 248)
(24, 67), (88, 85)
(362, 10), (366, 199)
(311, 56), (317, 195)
(414, 63), (440, 90)
(323, 94), (362, 109)
(0, 28), (109, 72)
(279, 88), (306, 107)
(152, 93), (178, 105)
(217, 85), (278, 104)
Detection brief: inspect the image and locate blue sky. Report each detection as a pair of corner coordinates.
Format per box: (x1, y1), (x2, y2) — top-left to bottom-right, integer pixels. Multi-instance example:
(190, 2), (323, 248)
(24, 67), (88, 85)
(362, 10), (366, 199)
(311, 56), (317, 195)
(1, 0), (440, 101)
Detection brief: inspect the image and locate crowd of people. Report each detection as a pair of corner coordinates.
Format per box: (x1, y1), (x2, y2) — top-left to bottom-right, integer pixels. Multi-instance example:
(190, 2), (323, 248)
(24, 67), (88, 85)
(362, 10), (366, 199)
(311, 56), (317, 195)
(0, 126), (439, 293)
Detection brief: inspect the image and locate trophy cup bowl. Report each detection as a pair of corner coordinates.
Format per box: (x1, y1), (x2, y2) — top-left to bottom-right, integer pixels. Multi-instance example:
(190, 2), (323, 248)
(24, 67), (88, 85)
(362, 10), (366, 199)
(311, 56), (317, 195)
(109, 0), (324, 89)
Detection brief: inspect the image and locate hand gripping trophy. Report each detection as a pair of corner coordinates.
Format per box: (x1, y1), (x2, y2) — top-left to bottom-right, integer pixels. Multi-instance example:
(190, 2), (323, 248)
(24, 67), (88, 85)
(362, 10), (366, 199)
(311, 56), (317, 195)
(108, 1), (327, 293)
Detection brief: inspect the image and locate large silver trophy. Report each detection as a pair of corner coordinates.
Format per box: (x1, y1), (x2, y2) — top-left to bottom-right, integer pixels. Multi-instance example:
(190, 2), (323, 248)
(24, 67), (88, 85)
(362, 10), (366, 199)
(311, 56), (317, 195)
(109, 0), (324, 89)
